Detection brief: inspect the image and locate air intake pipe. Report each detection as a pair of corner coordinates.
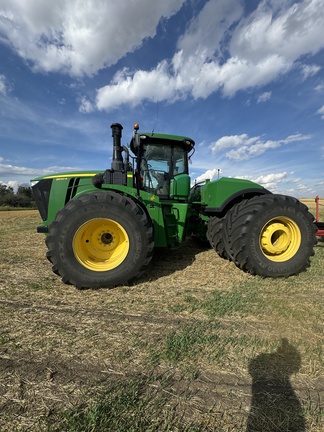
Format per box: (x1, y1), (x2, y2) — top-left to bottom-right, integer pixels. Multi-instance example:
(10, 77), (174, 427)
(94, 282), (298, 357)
(111, 123), (124, 171)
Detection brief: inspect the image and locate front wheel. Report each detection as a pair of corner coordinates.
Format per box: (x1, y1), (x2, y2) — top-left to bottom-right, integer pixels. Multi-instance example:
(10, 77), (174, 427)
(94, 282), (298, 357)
(46, 192), (154, 288)
(229, 195), (317, 277)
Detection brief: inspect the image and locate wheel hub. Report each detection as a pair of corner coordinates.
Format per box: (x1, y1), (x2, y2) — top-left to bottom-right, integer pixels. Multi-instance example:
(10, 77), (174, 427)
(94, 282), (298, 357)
(73, 218), (129, 271)
(101, 232), (113, 245)
(260, 217), (301, 262)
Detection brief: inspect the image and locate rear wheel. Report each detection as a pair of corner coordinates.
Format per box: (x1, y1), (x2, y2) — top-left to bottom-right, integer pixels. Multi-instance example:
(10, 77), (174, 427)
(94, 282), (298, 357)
(207, 216), (229, 259)
(46, 192), (154, 288)
(229, 195), (317, 277)
(207, 202), (243, 261)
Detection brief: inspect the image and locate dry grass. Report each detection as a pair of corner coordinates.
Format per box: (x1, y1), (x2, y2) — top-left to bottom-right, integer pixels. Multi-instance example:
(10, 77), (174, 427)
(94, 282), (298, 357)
(0, 207), (323, 431)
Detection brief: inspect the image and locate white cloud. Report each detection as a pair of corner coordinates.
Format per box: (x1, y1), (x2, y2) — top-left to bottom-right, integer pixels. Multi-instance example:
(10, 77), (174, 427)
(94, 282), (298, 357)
(292, 178), (301, 183)
(230, 0), (324, 63)
(0, 0), (186, 76)
(0, 154), (79, 178)
(7, 180), (19, 192)
(300, 64), (321, 79)
(193, 168), (221, 185)
(296, 183), (309, 190)
(317, 105), (324, 119)
(1, 0), (324, 113)
(96, 0), (324, 110)
(0, 161), (41, 176)
(96, 61), (177, 110)
(0, 74), (7, 94)
(210, 134), (258, 152)
(79, 96), (94, 113)
(210, 133), (311, 161)
(245, 172), (290, 190)
(257, 91), (272, 103)
(176, 0), (243, 58)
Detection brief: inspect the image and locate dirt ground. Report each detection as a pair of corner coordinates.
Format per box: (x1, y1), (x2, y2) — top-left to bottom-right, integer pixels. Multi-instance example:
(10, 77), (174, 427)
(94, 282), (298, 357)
(0, 209), (323, 431)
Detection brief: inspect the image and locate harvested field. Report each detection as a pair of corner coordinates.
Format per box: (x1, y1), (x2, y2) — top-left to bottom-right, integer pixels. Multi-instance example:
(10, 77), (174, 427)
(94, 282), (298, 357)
(0, 206), (323, 431)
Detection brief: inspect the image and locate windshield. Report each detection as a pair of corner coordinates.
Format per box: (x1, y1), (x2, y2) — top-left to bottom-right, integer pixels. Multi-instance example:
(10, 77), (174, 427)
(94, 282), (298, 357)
(139, 144), (188, 195)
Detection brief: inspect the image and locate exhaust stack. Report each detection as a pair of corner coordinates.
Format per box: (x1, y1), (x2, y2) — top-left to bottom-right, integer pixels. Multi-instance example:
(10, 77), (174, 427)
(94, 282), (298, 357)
(111, 123), (124, 171)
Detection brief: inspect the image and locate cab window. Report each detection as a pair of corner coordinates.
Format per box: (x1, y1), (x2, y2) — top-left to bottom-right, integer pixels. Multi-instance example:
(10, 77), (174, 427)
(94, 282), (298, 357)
(140, 144), (187, 196)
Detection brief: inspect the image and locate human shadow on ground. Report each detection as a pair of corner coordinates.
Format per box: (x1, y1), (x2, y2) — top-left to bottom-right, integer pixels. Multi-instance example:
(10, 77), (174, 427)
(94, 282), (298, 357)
(246, 338), (306, 432)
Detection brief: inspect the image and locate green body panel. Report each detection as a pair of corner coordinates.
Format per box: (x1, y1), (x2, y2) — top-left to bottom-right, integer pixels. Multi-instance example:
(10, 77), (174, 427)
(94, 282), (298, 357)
(44, 173), (99, 224)
(201, 177), (265, 210)
(170, 174), (191, 199)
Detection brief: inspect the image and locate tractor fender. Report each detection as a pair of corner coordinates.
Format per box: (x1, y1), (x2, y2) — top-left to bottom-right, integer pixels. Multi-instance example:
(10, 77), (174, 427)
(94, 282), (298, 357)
(72, 186), (161, 244)
(79, 185), (154, 225)
(201, 177), (271, 218)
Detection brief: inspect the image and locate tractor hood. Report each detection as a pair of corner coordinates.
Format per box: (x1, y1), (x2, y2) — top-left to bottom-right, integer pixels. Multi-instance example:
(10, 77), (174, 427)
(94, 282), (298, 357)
(31, 171), (100, 224)
(31, 171), (98, 183)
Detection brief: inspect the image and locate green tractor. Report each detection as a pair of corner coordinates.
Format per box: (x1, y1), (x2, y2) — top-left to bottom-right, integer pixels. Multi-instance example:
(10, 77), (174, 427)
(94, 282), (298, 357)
(31, 122), (317, 289)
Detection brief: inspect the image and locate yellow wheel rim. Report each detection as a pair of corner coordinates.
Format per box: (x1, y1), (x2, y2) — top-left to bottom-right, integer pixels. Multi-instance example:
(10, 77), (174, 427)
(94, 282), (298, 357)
(73, 218), (129, 271)
(260, 216), (301, 262)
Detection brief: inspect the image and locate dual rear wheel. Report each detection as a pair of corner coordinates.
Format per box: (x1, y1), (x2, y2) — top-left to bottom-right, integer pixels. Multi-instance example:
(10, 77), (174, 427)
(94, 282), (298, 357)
(207, 194), (317, 277)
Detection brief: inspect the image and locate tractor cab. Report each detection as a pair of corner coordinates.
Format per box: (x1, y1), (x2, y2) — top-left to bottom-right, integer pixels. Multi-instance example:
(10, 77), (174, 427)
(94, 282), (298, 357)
(130, 123), (195, 199)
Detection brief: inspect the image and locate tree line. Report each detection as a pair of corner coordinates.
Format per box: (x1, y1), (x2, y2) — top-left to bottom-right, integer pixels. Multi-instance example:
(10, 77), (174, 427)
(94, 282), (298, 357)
(0, 184), (36, 208)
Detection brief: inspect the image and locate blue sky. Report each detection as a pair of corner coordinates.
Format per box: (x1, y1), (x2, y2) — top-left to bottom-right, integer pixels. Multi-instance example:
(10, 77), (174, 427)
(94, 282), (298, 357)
(0, 0), (323, 198)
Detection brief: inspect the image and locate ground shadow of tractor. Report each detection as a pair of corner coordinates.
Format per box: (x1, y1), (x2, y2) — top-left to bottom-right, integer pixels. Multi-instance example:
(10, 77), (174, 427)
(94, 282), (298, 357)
(246, 338), (306, 432)
(137, 237), (210, 284)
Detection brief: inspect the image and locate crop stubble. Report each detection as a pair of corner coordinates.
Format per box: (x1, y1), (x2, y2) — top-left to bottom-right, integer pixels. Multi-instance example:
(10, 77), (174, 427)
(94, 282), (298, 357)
(0, 208), (323, 431)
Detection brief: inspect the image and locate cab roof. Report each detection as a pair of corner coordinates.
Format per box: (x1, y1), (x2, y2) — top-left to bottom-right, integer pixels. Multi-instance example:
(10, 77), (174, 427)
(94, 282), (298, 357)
(130, 132), (195, 155)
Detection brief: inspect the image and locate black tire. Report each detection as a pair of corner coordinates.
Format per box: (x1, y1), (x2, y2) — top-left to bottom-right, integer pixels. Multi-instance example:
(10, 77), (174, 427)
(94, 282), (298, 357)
(229, 195), (317, 277)
(46, 192), (154, 288)
(207, 216), (230, 259)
